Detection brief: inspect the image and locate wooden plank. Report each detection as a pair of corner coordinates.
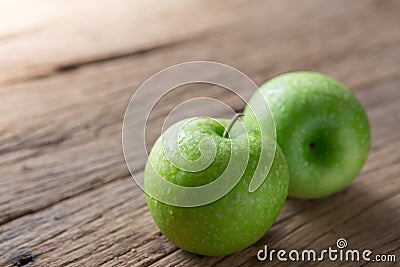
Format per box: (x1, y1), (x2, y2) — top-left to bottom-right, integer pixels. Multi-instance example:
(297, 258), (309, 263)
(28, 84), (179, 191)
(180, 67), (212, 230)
(1, 0), (400, 226)
(1, 0), (399, 85)
(0, 0), (252, 84)
(0, 78), (399, 266)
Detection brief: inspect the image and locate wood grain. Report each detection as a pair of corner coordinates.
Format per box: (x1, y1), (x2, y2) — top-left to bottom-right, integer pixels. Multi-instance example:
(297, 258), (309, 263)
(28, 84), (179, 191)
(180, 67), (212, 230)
(0, 0), (399, 266)
(0, 0), (252, 84)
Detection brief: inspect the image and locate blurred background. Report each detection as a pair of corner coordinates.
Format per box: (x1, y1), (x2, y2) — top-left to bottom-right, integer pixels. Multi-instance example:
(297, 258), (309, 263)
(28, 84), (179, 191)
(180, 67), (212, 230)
(0, 0), (399, 266)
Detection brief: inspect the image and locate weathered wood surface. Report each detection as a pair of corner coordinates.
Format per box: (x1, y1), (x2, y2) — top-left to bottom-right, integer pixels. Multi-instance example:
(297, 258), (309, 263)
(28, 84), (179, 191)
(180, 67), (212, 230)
(0, 0), (399, 266)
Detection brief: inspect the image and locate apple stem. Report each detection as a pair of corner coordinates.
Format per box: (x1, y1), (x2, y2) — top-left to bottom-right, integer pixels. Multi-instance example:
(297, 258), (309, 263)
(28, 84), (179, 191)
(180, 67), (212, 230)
(223, 113), (244, 138)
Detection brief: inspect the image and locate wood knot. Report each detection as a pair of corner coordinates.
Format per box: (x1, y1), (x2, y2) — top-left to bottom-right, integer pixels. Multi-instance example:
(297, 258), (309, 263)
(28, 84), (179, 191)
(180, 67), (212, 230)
(9, 250), (36, 267)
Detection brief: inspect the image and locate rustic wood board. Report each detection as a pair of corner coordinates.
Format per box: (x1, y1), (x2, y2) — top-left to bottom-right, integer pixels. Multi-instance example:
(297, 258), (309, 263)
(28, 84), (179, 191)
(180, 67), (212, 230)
(0, 0), (399, 266)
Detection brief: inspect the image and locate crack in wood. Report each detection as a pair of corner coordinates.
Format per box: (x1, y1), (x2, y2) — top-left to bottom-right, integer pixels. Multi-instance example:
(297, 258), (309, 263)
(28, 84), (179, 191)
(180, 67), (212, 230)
(2, 34), (205, 87)
(8, 250), (36, 267)
(0, 172), (131, 225)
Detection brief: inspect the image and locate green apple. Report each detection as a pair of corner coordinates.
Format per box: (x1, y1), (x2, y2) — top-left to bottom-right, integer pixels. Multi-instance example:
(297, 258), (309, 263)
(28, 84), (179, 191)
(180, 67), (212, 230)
(243, 72), (370, 199)
(144, 117), (289, 256)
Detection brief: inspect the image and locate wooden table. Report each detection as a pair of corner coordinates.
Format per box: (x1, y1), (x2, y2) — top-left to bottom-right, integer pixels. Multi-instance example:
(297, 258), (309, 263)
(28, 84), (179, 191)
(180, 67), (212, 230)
(1, 1), (399, 266)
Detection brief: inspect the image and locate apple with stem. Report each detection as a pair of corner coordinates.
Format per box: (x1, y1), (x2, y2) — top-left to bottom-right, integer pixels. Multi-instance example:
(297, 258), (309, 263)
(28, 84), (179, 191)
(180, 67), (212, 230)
(144, 116), (289, 256)
(244, 72), (370, 199)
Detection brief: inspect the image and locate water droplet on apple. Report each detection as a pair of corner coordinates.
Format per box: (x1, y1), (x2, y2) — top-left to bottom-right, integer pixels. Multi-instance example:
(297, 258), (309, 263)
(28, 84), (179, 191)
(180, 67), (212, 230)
(237, 202), (246, 207)
(169, 210), (173, 215)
